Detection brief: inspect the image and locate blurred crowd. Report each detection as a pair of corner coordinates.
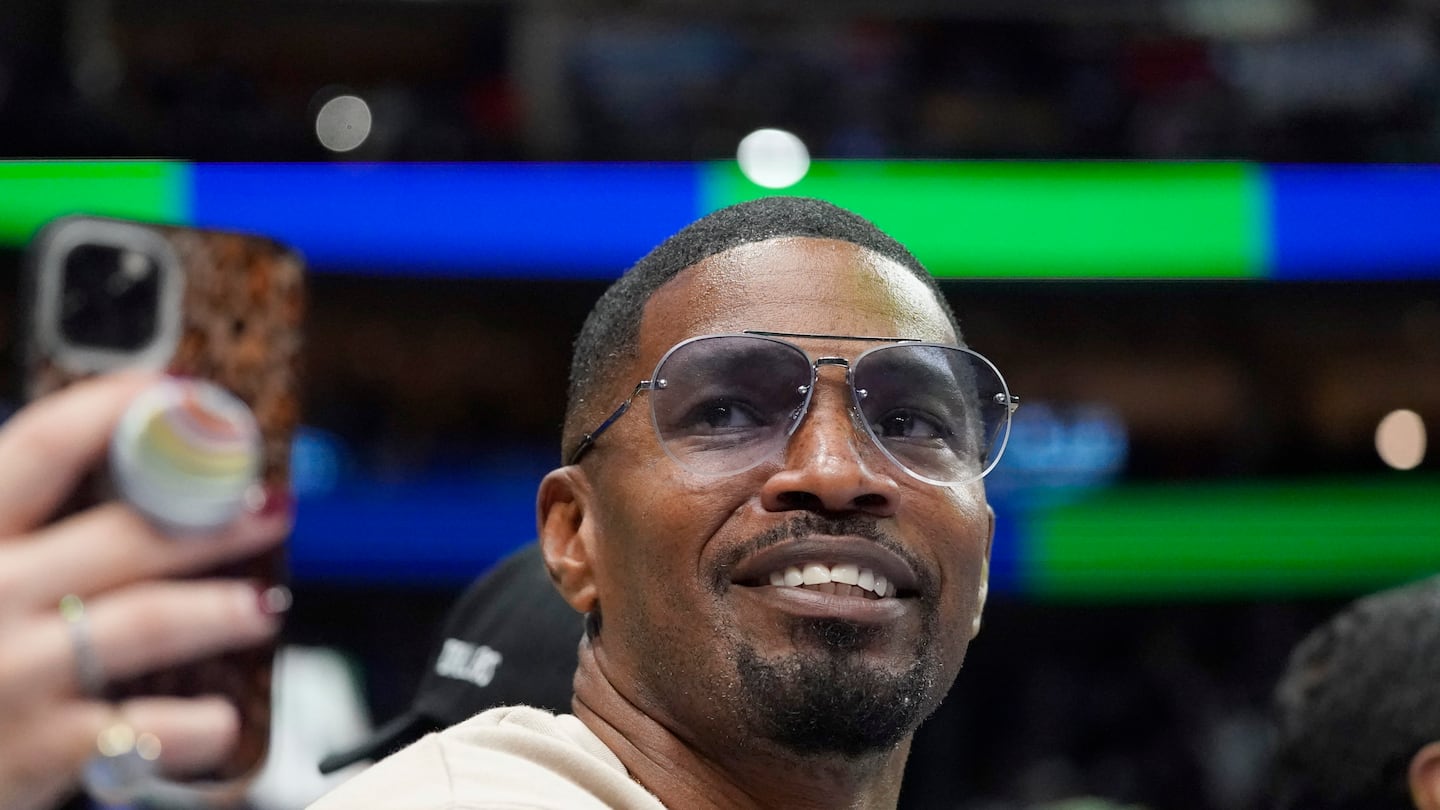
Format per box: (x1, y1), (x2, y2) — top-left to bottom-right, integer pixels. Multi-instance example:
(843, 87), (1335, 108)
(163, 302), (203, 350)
(2, 0), (1440, 163)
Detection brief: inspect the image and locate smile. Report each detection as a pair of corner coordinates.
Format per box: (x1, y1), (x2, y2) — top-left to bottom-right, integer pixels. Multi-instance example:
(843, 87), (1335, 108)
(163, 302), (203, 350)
(728, 536), (921, 603)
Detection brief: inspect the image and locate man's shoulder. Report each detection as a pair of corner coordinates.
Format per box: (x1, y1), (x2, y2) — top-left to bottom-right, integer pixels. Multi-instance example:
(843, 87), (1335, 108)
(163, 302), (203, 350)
(307, 705), (667, 810)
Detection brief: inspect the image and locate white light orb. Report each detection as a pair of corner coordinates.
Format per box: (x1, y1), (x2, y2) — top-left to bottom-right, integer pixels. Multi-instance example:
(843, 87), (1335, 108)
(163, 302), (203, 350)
(315, 94), (373, 153)
(1375, 409), (1427, 471)
(736, 128), (810, 189)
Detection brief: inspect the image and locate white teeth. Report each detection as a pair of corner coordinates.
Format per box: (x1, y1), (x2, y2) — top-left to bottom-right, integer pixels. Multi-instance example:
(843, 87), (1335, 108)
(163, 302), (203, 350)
(857, 568), (875, 592)
(763, 563), (893, 598)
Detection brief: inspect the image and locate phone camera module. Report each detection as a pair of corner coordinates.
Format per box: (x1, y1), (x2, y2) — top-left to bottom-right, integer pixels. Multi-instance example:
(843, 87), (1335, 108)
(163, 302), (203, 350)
(59, 243), (163, 352)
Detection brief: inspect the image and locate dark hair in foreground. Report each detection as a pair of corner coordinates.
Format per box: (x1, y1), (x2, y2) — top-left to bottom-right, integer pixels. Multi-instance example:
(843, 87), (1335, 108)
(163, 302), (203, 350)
(1270, 574), (1440, 810)
(562, 196), (961, 461)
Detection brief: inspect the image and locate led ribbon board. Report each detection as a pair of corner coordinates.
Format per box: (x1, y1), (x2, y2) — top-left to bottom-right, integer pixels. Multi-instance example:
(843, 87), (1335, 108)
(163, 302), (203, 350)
(5, 160), (1440, 280)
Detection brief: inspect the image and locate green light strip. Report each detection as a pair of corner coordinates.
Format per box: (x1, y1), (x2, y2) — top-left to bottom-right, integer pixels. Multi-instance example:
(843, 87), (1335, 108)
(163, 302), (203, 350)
(702, 161), (1267, 279)
(1028, 477), (1440, 600)
(0, 161), (188, 245)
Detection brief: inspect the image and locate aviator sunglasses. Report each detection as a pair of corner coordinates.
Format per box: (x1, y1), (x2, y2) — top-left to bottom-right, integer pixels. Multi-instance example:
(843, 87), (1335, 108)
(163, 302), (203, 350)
(568, 331), (1020, 486)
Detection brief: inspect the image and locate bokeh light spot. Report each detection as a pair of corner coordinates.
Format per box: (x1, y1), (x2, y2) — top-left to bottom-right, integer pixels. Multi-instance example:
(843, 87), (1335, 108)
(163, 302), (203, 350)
(737, 128), (810, 189)
(315, 94), (373, 153)
(96, 723), (136, 758)
(136, 733), (162, 762)
(1375, 409), (1426, 470)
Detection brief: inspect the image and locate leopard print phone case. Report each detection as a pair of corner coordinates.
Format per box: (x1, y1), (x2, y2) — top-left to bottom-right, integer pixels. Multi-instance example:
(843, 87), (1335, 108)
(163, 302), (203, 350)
(23, 215), (304, 800)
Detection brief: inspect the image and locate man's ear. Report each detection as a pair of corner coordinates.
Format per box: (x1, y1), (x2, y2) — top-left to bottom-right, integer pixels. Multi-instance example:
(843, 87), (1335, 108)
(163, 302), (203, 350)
(1409, 740), (1440, 810)
(970, 504), (995, 639)
(537, 466), (599, 615)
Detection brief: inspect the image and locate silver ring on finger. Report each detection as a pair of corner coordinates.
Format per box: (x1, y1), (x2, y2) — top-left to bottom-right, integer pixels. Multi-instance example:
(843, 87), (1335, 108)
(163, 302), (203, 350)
(60, 594), (106, 696)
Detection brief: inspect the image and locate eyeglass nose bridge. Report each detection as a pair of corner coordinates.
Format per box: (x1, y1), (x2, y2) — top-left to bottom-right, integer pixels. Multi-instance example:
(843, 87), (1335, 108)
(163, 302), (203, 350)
(793, 356), (853, 399)
(791, 355), (872, 428)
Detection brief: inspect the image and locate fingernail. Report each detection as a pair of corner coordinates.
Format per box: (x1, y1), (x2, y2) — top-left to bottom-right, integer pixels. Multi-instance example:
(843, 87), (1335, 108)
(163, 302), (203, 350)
(245, 484), (294, 520)
(256, 584), (293, 616)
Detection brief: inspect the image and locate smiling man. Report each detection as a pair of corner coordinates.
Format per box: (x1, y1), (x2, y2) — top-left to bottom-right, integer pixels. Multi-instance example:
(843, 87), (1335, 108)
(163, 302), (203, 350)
(309, 196), (1018, 809)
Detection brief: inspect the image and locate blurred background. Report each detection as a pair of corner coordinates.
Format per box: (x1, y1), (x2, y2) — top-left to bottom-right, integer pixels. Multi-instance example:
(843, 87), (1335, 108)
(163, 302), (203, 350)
(2, 1), (1439, 808)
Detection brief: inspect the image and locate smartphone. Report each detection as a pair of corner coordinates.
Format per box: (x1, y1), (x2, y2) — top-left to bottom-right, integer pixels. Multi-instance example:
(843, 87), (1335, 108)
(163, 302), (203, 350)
(21, 215), (304, 800)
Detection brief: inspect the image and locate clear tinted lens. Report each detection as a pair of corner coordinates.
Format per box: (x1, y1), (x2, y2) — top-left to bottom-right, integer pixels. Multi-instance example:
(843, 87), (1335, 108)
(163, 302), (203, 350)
(649, 335), (813, 475)
(852, 343), (1013, 484)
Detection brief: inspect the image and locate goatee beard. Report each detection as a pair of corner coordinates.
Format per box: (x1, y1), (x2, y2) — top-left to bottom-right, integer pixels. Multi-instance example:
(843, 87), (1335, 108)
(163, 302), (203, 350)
(733, 615), (943, 758)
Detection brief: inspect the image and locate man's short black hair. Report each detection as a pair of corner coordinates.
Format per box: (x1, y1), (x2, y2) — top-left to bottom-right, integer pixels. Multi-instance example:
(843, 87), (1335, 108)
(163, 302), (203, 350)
(1270, 574), (1440, 810)
(562, 196), (961, 461)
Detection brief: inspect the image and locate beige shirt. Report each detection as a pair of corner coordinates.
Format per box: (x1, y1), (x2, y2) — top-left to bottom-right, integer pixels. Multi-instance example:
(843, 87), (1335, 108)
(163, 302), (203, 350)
(308, 706), (667, 810)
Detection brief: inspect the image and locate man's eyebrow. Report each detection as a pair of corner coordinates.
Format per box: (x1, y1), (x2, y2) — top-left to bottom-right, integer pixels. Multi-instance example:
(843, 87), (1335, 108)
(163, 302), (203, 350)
(678, 341), (786, 375)
(860, 349), (974, 392)
(743, 329), (918, 343)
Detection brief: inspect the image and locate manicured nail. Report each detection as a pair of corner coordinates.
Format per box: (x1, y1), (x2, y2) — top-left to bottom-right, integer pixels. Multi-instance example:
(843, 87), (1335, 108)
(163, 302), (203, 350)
(245, 484), (294, 520)
(257, 584), (293, 616)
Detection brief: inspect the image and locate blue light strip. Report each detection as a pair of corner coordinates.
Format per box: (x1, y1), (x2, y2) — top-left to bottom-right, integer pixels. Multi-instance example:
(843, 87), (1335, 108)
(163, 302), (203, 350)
(1268, 164), (1440, 280)
(191, 162), (700, 277)
(290, 483), (539, 583)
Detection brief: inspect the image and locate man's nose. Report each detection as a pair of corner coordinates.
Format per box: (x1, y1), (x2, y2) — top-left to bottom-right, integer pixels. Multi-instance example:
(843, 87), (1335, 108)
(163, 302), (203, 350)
(758, 376), (901, 516)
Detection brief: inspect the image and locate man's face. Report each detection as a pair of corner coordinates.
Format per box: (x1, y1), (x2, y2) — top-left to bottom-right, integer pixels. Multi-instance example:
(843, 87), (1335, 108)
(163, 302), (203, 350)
(579, 236), (993, 759)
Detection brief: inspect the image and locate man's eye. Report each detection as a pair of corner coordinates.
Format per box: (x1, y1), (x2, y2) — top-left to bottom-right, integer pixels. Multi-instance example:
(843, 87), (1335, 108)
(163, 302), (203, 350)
(687, 399), (766, 431)
(699, 397), (766, 429)
(873, 409), (947, 440)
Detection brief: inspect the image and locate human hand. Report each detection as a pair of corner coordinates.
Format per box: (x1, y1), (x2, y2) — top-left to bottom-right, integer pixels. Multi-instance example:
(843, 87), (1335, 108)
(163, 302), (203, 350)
(0, 372), (293, 810)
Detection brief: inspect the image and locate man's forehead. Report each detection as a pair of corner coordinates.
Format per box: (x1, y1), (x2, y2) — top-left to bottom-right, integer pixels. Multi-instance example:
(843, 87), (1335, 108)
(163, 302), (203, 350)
(638, 236), (955, 352)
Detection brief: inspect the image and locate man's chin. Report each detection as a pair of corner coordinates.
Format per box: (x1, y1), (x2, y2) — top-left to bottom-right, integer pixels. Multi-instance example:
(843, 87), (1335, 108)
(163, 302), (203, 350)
(733, 628), (942, 759)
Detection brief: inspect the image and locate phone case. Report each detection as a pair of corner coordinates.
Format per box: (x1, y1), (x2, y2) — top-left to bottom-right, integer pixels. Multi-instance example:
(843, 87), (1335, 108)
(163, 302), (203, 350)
(22, 215), (304, 796)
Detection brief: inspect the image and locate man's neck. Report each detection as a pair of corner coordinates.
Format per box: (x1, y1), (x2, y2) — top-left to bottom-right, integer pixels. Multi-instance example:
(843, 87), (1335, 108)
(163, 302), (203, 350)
(569, 643), (913, 810)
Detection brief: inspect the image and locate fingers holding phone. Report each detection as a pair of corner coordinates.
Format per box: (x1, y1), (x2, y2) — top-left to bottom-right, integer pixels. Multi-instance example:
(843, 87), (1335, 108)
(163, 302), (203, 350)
(9, 495), (292, 614)
(0, 580), (287, 704)
(0, 372), (292, 605)
(0, 372), (295, 810)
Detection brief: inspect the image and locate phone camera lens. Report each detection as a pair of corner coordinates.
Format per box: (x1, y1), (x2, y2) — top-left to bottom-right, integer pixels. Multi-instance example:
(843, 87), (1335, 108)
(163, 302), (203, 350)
(60, 243), (162, 352)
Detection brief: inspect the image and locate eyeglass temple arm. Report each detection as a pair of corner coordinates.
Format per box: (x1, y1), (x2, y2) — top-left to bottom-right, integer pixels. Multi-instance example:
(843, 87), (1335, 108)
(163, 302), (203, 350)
(999, 393), (1021, 414)
(566, 381), (653, 465)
